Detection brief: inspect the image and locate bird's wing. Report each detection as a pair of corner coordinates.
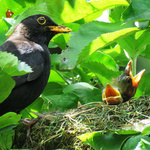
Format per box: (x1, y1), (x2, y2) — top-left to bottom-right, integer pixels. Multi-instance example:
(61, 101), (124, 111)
(1, 40), (46, 87)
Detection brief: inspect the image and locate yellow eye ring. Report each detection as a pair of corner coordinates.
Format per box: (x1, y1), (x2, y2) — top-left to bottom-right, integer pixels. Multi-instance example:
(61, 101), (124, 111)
(37, 17), (46, 25)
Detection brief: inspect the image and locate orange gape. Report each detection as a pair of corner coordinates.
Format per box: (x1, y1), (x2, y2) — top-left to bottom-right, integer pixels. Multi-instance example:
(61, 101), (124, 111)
(102, 60), (145, 105)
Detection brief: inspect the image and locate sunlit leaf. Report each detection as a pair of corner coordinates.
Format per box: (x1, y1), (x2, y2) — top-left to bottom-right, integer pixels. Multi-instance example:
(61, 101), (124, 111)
(78, 132), (129, 150)
(60, 21), (139, 69)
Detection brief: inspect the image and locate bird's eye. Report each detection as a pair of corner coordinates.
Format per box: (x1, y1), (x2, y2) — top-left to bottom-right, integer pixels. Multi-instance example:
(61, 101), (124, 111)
(37, 17), (46, 25)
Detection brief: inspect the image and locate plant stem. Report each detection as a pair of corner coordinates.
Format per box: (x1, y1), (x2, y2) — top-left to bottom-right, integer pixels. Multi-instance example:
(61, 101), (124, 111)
(71, 70), (75, 84)
(53, 68), (70, 85)
(132, 57), (137, 76)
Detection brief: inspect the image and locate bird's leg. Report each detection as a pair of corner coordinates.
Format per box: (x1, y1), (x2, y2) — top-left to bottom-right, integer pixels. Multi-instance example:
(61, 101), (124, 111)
(20, 117), (39, 142)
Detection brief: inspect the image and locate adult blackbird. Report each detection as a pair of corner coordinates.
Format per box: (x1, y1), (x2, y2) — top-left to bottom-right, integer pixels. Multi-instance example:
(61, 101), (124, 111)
(0, 14), (71, 116)
(102, 60), (145, 105)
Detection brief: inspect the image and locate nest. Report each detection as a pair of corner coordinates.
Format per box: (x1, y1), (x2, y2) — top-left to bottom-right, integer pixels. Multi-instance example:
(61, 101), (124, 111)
(12, 96), (150, 150)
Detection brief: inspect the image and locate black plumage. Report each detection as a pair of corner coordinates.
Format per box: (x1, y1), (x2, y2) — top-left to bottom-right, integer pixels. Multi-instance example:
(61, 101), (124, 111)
(0, 14), (71, 115)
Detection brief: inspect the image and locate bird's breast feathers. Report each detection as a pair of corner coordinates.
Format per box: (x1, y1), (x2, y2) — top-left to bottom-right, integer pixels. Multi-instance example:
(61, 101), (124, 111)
(9, 40), (44, 54)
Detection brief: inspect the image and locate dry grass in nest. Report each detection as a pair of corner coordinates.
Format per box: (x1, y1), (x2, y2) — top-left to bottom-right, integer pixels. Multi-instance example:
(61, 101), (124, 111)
(12, 96), (150, 149)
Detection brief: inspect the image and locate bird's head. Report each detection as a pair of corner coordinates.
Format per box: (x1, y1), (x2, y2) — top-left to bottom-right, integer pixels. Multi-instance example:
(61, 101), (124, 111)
(117, 60), (145, 101)
(102, 60), (145, 104)
(102, 83), (123, 105)
(12, 14), (72, 45)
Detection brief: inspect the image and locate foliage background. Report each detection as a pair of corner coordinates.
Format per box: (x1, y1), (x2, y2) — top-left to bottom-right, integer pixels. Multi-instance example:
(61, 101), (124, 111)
(1, 0), (150, 149)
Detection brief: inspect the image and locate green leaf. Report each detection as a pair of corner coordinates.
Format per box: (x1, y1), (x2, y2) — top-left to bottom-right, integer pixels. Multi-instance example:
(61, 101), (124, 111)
(42, 93), (79, 111)
(122, 135), (150, 150)
(123, 0), (150, 22)
(102, 45), (128, 67)
(0, 72), (15, 103)
(0, 0), (38, 37)
(0, 112), (21, 130)
(135, 20), (150, 30)
(60, 21), (139, 69)
(63, 82), (102, 104)
(6, 2), (64, 35)
(0, 128), (15, 150)
(135, 73), (150, 96)
(81, 61), (119, 86)
(51, 54), (61, 65)
(48, 69), (67, 83)
(21, 98), (44, 118)
(51, 33), (72, 50)
(64, 23), (81, 32)
(0, 19), (9, 45)
(78, 132), (129, 150)
(140, 45), (150, 60)
(42, 82), (64, 96)
(118, 29), (150, 60)
(84, 0), (129, 22)
(0, 0), (37, 19)
(84, 51), (119, 71)
(109, 6), (127, 23)
(0, 51), (32, 76)
(7, 0), (127, 34)
(142, 125), (150, 136)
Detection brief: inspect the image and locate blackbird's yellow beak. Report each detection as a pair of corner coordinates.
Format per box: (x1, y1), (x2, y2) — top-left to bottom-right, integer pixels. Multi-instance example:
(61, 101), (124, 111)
(48, 25), (72, 33)
(102, 83), (123, 105)
(126, 60), (145, 89)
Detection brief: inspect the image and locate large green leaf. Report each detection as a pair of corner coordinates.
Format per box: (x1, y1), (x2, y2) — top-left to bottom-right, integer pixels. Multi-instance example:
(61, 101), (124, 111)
(81, 51), (119, 85)
(6, 0), (128, 36)
(60, 21), (139, 69)
(42, 93), (79, 111)
(63, 82), (102, 104)
(80, 51), (119, 85)
(78, 132), (129, 150)
(79, 26), (138, 60)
